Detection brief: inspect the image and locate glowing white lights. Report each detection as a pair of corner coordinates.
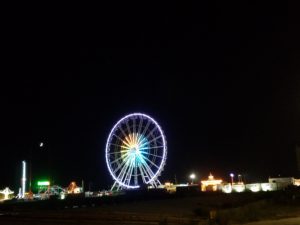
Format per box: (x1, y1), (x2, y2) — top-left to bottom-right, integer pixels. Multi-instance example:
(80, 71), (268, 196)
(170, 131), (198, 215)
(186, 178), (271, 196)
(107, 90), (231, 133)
(190, 173), (196, 180)
(232, 184), (245, 192)
(21, 160), (26, 198)
(106, 113), (167, 189)
(0, 187), (14, 200)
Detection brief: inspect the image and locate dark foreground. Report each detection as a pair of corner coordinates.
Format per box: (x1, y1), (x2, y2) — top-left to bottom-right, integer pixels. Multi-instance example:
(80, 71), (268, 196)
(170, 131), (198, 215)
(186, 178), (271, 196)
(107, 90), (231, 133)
(1, 188), (300, 225)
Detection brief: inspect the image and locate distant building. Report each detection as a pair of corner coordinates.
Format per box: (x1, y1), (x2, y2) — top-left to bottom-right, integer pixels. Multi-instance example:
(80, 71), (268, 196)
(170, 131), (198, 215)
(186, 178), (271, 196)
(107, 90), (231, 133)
(201, 174), (222, 192)
(245, 183), (261, 192)
(294, 179), (300, 186)
(268, 177), (294, 190)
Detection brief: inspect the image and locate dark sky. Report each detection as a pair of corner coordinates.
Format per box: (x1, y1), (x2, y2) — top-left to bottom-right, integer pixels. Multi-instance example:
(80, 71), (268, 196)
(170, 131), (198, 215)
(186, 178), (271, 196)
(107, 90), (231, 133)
(1, 2), (299, 190)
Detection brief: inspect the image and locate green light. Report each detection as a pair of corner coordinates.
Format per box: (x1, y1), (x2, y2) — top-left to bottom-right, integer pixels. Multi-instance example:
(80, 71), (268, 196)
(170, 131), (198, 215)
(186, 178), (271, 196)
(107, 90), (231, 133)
(37, 181), (50, 186)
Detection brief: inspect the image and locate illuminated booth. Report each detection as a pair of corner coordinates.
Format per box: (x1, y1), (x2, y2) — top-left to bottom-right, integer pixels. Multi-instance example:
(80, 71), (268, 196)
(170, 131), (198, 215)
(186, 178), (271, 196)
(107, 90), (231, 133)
(201, 174), (222, 192)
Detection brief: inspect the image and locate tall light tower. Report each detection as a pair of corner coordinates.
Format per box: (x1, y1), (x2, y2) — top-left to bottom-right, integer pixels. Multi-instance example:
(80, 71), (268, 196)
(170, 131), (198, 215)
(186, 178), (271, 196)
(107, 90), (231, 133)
(21, 160), (27, 198)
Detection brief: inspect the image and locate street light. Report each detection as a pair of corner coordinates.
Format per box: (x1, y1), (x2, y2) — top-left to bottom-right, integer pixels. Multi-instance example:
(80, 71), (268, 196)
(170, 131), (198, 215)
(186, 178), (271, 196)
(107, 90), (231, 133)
(230, 173), (234, 185)
(190, 173), (196, 184)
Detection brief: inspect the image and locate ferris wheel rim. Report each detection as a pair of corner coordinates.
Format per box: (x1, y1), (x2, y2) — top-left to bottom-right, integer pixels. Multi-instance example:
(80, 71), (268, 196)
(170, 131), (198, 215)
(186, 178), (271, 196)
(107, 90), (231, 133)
(105, 112), (167, 189)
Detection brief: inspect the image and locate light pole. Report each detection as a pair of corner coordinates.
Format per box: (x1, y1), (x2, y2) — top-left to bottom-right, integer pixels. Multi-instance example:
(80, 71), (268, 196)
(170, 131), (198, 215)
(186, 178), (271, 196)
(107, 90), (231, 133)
(21, 160), (27, 198)
(190, 173), (196, 184)
(230, 173), (234, 186)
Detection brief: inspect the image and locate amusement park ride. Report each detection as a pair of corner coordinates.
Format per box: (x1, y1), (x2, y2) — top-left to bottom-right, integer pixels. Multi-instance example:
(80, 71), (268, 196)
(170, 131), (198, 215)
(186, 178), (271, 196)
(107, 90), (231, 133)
(0, 113), (168, 201)
(0, 187), (14, 201)
(106, 113), (167, 190)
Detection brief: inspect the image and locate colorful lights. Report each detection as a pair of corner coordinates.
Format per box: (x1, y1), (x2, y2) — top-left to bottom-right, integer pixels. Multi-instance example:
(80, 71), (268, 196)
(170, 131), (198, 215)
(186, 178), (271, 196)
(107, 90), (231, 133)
(106, 113), (167, 189)
(121, 133), (149, 167)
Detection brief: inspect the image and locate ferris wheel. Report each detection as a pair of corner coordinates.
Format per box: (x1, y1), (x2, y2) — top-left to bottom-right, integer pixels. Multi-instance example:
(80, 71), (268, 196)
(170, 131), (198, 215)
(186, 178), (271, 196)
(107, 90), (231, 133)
(105, 113), (167, 190)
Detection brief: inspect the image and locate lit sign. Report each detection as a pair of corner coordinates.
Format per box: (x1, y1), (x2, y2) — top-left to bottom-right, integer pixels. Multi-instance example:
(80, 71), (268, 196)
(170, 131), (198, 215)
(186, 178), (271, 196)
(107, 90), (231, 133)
(37, 181), (50, 186)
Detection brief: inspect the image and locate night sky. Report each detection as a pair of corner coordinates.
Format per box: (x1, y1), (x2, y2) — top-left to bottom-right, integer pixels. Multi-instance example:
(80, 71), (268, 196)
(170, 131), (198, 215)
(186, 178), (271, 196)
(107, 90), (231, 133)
(1, 3), (299, 190)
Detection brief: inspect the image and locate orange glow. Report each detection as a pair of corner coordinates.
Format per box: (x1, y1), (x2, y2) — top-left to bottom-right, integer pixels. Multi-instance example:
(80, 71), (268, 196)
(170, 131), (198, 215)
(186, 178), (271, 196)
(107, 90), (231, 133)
(201, 173), (222, 192)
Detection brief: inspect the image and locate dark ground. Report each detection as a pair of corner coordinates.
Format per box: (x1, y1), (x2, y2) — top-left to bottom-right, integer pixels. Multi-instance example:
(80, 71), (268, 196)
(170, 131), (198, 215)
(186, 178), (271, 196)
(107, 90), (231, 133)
(1, 189), (300, 225)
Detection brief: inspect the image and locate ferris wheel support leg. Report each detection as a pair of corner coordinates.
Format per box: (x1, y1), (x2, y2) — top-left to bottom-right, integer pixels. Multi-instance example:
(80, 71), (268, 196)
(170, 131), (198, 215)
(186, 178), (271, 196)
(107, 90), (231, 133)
(111, 181), (118, 191)
(151, 179), (161, 188)
(111, 181), (123, 191)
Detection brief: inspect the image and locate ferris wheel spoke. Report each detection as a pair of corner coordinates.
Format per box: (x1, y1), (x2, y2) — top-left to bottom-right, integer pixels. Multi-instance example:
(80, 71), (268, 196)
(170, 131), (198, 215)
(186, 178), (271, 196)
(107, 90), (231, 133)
(131, 133), (136, 144)
(136, 121), (150, 144)
(123, 158), (135, 186)
(124, 136), (132, 146)
(139, 151), (163, 158)
(140, 135), (162, 147)
(112, 154), (131, 174)
(115, 161), (131, 185)
(108, 149), (129, 155)
(111, 156), (130, 172)
(138, 163), (148, 183)
(137, 136), (147, 147)
(139, 155), (155, 177)
(139, 145), (164, 151)
(122, 158), (136, 186)
(145, 125), (159, 140)
(143, 159), (157, 179)
(134, 163), (138, 185)
(133, 117), (136, 134)
(137, 118), (143, 135)
(118, 164), (130, 185)
(109, 143), (130, 150)
(110, 153), (130, 164)
(114, 134), (131, 148)
(140, 119), (151, 137)
(115, 155), (134, 183)
(139, 162), (152, 182)
(136, 133), (143, 145)
(125, 120), (132, 138)
(119, 125), (129, 140)
(140, 154), (160, 170)
(140, 162), (155, 182)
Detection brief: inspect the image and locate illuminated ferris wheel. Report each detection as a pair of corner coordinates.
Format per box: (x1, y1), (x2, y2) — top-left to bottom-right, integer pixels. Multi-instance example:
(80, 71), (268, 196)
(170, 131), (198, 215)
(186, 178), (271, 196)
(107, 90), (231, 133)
(105, 113), (167, 190)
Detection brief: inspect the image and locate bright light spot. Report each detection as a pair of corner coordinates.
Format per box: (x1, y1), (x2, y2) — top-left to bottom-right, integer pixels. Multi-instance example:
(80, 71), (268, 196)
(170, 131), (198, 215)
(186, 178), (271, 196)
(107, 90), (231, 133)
(230, 173), (234, 177)
(121, 133), (148, 167)
(190, 173), (196, 179)
(40, 142), (44, 147)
